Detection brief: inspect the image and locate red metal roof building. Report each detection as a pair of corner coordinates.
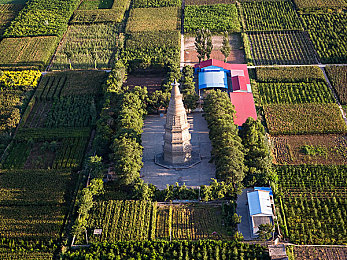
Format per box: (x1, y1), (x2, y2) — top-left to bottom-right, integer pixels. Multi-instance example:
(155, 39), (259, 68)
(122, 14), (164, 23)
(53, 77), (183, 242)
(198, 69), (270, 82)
(195, 59), (257, 126)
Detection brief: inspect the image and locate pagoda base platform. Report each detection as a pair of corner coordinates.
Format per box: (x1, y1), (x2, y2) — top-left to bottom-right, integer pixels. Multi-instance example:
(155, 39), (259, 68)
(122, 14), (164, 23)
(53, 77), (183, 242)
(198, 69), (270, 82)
(154, 151), (201, 170)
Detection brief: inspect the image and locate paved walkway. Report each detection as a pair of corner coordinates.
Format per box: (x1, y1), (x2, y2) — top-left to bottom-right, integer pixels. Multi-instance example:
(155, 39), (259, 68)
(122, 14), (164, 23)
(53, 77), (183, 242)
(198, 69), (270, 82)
(236, 188), (253, 240)
(141, 112), (215, 190)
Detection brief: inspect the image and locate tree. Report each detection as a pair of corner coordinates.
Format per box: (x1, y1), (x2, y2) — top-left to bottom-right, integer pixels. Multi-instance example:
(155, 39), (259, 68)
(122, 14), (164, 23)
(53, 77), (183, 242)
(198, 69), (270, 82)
(220, 31), (231, 63)
(195, 28), (213, 62)
(180, 65), (199, 112)
(257, 223), (274, 241)
(239, 118), (275, 186)
(148, 90), (171, 114)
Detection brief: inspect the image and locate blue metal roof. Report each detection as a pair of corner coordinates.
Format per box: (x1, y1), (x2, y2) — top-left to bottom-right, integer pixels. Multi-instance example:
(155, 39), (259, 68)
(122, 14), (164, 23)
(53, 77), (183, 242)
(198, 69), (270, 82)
(198, 70), (228, 90)
(247, 190), (273, 216)
(254, 187), (273, 196)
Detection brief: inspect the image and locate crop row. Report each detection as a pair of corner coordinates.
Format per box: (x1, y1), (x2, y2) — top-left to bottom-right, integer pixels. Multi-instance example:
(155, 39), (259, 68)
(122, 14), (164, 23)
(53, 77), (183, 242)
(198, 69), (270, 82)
(63, 240), (269, 259)
(264, 103), (347, 135)
(256, 66), (326, 83)
(257, 82), (335, 105)
(293, 0), (346, 9)
(0, 251), (53, 260)
(241, 1), (302, 31)
(249, 31), (318, 65)
(85, 200), (156, 243)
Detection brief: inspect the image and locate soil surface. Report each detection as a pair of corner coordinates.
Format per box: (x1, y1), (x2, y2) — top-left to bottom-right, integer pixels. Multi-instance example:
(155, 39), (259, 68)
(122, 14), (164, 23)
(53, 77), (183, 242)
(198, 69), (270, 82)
(294, 246), (347, 260)
(124, 74), (165, 93)
(184, 34), (245, 65)
(24, 142), (56, 169)
(270, 134), (347, 165)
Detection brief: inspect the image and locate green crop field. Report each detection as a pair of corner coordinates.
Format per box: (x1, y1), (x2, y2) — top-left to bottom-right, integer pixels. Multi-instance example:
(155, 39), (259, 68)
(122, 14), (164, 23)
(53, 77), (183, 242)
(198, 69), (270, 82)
(248, 31), (319, 65)
(241, 1), (302, 31)
(126, 7), (180, 33)
(51, 24), (119, 70)
(184, 4), (240, 33)
(264, 103), (347, 135)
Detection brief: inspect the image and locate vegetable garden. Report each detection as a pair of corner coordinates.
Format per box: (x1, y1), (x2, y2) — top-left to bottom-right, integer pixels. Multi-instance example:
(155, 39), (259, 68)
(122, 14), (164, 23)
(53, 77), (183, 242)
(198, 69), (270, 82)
(248, 31), (319, 65)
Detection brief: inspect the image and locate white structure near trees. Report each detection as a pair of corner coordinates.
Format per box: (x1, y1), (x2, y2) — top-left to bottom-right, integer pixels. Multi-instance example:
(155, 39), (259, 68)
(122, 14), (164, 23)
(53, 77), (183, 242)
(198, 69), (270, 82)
(247, 190), (274, 237)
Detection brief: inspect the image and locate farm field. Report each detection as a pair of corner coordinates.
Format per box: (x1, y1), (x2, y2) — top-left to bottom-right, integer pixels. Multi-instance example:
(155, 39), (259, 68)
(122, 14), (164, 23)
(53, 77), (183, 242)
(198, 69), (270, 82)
(241, 1), (302, 31)
(186, 0), (235, 5)
(0, 36), (58, 70)
(81, 200), (156, 243)
(276, 165), (347, 244)
(248, 31), (318, 65)
(78, 0), (114, 9)
(293, 246), (347, 260)
(156, 203), (231, 240)
(184, 4), (240, 33)
(256, 66), (326, 83)
(0, 4), (24, 37)
(0, 251), (53, 260)
(51, 24), (119, 70)
(325, 66), (347, 105)
(0, 0), (27, 4)
(133, 0), (181, 8)
(0, 169), (75, 241)
(264, 103), (347, 135)
(301, 12), (347, 64)
(71, 0), (130, 24)
(3, 0), (80, 38)
(293, 0), (346, 9)
(257, 82), (335, 105)
(126, 7), (180, 33)
(123, 30), (180, 72)
(271, 134), (347, 165)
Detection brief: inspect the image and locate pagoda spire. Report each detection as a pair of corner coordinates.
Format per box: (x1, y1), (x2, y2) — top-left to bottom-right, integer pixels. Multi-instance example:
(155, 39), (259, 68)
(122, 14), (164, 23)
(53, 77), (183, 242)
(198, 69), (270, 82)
(163, 80), (192, 164)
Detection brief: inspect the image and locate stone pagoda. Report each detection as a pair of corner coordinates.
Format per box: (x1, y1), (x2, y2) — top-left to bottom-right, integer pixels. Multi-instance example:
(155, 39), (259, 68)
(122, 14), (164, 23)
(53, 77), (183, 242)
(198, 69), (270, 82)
(163, 80), (192, 164)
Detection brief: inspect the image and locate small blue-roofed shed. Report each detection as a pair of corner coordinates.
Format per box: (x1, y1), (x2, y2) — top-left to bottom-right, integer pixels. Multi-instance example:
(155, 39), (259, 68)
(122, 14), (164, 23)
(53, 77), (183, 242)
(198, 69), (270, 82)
(247, 190), (274, 237)
(197, 65), (229, 90)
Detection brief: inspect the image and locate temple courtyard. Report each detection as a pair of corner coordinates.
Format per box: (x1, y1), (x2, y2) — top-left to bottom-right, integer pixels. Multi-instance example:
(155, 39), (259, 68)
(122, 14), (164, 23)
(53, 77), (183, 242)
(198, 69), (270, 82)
(141, 112), (215, 189)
